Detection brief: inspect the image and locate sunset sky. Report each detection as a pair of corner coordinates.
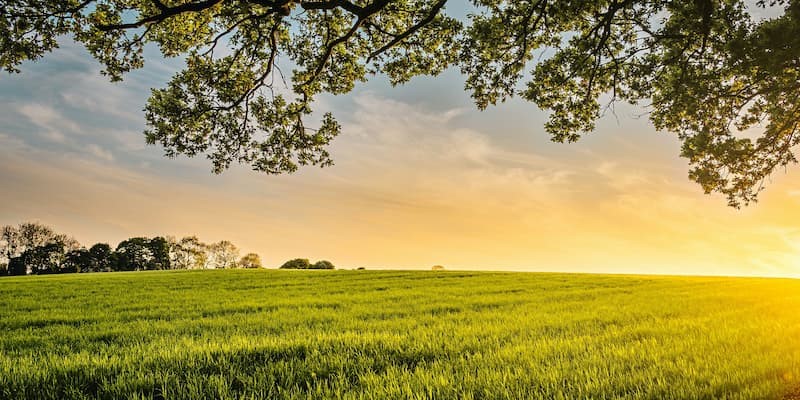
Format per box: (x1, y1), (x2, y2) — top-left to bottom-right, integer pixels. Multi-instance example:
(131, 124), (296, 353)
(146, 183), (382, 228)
(1, 29), (799, 277)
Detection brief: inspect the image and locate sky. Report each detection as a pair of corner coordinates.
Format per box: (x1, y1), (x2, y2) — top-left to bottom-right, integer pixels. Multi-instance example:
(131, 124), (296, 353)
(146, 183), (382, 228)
(1, 9), (799, 277)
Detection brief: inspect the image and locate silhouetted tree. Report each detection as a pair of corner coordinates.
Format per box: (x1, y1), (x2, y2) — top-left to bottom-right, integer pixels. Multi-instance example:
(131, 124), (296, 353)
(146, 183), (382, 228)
(0, 224), (258, 276)
(7, 257), (26, 276)
(0, 222), (76, 271)
(280, 259), (312, 270)
(1, 223), (80, 275)
(62, 244), (115, 273)
(0, 225), (17, 270)
(63, 249), (90, 273)
(147, 237), (171, 270)
(88, 243), (113, 272)
(312, 260), (335, 270)
(114, 238), (154, 271)
(17, 222), (56, 249)
(21, 242), (66, 275)
(239, 253), (262, 269)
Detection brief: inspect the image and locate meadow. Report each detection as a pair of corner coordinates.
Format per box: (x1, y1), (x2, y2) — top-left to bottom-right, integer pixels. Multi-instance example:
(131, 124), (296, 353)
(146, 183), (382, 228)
(0, 269), (799, 399)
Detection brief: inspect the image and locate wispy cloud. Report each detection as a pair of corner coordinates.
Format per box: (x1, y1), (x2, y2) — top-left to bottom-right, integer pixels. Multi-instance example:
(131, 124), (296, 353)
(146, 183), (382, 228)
(17, 103), (79, 142)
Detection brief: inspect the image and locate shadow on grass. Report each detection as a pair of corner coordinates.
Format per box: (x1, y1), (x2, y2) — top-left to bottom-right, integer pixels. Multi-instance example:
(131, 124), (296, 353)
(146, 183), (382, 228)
(2, 342), (447, 400)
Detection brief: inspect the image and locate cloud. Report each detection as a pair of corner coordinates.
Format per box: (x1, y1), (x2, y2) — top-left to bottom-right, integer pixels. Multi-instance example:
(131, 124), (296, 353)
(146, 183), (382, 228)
(87, 144), (114, 161)
(322, 94), (581, 212)
(17, 103), (79, 143)
(0, 37), (190, 173)
(0, 132), (29, 152)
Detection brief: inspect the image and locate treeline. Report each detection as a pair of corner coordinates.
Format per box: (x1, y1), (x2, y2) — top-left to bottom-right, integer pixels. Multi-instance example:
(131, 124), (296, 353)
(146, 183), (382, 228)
(0, 222), (263, 276)
(279, 259), (335, 270)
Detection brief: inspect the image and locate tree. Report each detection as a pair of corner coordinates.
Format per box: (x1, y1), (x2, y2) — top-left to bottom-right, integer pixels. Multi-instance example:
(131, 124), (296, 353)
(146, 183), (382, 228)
(113, 237), (173, 271)
(280, 258), (312, 270)
(59, 243), (114, 273)
(1, 223), (79, 275)
(312, 260), (335, 270)
(431, 265), (445, 271)
(207, 240), (239, 269)
(169, 236), (207, 270)
(147, 236), (172, 270)
(88, 243), (113, 272)
(239, 253), (263, 269)
(114, 237), (154, 271)
(1, 225), (19, 269)
(17, 242), (66, 274)
(7, 257), (26, 276)
(3, 1), (799, 206)
(1, 222), (55, 266)
(63, 248), (90, 273)
(17, 222), (57, 249)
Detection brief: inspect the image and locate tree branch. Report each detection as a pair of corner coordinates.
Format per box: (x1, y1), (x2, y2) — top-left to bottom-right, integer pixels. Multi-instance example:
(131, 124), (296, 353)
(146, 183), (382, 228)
(367, 0), (448, 61)
(97, 0), (224, 31)
(302, 0), (390, 87)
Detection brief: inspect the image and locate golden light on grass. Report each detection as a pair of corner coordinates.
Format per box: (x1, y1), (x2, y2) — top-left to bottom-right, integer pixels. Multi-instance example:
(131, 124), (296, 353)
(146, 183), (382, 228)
(1, 270), (799, 399)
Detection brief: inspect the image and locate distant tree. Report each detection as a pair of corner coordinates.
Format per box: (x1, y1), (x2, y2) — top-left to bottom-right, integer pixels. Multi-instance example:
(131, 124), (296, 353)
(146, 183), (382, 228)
(114, 238), (154, 271)
(169, 236), (207, 270)
(431, 265), (445, 271)
(61, 244), (114, 273)
(2, 225), (80, 275)
(357, 267), (366, 271)
(1, 223), (81, 275)
(0, 224), (255, 275)
(312, 260), (335, 270)
(199, 248), (214, 269)
(63, 248), (90, 273)
(0, 225), (19, 269)
(17, 222), (56, 249)
(239, 253), (263, 269)
(1, 222), (69, 269)
(7, 257), (26, 276)
(280, 259), (312, 270)
(87, 243), (113, 272)
(21, 242), (66, 274)
(54, 234), (81, 253)
(207, 241), (239, 269)
(147, 236), (171, 270)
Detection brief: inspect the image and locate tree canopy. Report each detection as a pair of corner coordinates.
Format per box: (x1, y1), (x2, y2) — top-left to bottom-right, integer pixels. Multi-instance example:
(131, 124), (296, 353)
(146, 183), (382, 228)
(1, 222), (79, 273)
(239, 252), (263, 268)
(2, 0), (799, 206)
(280, 258), (312, 269)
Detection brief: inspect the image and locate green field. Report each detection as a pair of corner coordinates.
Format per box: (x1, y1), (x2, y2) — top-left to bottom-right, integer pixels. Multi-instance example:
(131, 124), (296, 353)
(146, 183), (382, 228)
(1, 270), (799, 399)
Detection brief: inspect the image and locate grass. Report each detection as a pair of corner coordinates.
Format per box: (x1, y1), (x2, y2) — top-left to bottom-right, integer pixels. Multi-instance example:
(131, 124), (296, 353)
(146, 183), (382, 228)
(0, 269), (799, 399)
